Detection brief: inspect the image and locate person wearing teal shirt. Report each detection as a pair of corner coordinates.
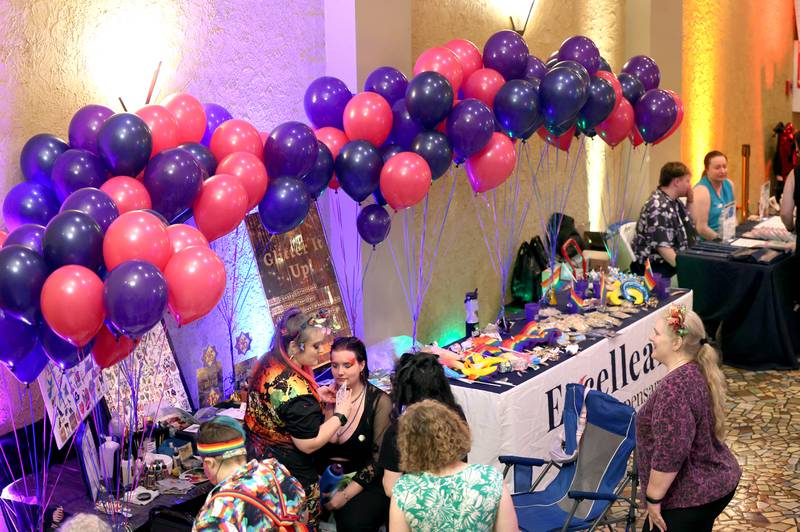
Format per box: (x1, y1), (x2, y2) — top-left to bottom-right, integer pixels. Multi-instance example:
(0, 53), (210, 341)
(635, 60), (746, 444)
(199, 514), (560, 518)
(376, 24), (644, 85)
(690, 151), (736, 240)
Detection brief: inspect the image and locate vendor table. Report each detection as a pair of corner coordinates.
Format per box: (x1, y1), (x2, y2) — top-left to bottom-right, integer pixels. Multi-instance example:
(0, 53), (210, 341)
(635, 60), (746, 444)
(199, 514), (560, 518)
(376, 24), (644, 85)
(677, 246), (799, 370)
(0, 456), (210, 531)
(451, 290), (691, 468)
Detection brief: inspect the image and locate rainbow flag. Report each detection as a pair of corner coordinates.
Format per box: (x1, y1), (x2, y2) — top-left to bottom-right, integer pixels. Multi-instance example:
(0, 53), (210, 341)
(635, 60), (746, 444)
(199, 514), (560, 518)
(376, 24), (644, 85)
(569, 284), (585, 308)
(600, 272), (607, 304)
(541, 264), (562, 290)
(644, 259), (656, 291)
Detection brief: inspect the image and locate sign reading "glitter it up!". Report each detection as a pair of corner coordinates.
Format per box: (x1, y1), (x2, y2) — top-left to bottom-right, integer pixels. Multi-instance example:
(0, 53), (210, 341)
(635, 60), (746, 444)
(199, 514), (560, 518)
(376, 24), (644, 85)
(245, 207), (351, 366)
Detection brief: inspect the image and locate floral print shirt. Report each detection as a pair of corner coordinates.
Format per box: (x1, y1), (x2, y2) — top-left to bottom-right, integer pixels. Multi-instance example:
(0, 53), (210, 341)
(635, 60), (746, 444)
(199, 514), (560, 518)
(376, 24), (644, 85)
(393, 464), (503, 531)
(636, 362), (740, 509)
(631, 188), (696, 269)
(193, 458), (308, 531)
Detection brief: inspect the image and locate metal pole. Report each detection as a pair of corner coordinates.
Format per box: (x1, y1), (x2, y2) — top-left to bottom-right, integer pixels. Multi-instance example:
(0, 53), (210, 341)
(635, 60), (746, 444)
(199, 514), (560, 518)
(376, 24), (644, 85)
(741, 144), (751, 222)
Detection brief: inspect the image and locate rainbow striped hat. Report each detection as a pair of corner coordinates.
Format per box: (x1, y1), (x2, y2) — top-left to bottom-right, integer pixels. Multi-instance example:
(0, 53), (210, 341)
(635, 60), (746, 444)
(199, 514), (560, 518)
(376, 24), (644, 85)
(197, 416), (247, 459)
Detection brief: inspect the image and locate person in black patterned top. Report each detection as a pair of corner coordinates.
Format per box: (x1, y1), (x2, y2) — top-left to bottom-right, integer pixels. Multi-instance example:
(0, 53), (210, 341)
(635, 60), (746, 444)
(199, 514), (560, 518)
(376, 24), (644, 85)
(631, 162), (697, 278)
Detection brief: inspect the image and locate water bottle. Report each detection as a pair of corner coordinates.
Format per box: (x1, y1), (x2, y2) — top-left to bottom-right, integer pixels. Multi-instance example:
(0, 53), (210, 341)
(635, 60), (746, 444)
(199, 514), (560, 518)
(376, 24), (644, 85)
(320, 464), (345, 506)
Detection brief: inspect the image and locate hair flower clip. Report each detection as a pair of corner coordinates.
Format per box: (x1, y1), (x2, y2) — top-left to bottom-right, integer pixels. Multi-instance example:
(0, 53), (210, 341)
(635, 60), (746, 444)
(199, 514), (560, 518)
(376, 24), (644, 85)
(666, 304), (688, 337)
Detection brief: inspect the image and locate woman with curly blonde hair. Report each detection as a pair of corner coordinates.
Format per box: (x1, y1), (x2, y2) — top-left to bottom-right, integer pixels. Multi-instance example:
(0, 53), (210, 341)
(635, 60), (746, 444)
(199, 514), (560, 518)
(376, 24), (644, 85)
(389, 400), (517, 532)
(638, 305), (740, 532)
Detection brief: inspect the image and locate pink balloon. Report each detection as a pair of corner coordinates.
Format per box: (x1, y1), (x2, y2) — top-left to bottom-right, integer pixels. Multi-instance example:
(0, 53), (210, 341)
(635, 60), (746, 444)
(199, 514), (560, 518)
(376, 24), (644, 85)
(462, 68), (505, 109)
(192, 175), (249, 242)
(597, 98), (634, 148)
(445, 39), (483, 82)
(165, 246), (226, 325)
(101, 176), (152, 213)
(166, 224), (209, 255)
(653, 89), (683, 145)
(135, 105), (179, 157)
(466, 132), (516, 193)
(379, 152), (432, 210)
(537, 126), (575, 152)
(629, 126), (645, 148)
(315, 127), (349, 190)
(41, 265), (105, 347)
(104, 210), (172, 271)
(343, 92), (393, 147)
(595, 71), (622, 111)
(161, 93), (206, 144)
(414, 46), (465, 93)
(210, 119), (263, 162)
(216, 152), (269, 210)
(0, 230), (7, 246)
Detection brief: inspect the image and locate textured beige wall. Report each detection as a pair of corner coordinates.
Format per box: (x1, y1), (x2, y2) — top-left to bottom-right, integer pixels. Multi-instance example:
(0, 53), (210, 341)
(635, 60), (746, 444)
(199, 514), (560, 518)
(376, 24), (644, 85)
(0, 0), (324, 428)
(681, 0), (794, 213)
(0, 0), (324, 218)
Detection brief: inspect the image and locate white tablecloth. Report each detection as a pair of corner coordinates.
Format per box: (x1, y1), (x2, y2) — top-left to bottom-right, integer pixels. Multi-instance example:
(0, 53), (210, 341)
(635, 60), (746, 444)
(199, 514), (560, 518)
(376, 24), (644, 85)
(452, 290), (693, 468)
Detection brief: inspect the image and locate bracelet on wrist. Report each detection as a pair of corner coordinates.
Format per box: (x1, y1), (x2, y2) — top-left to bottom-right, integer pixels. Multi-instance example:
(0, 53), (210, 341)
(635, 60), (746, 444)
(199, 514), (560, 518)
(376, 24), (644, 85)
(646, 494), (664, 504)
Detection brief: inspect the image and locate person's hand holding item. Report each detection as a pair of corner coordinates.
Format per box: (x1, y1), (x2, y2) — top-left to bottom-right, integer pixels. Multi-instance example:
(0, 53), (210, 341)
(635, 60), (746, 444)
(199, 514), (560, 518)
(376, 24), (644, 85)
(335, 383), (353, 419)
(318, 385), (336, 404)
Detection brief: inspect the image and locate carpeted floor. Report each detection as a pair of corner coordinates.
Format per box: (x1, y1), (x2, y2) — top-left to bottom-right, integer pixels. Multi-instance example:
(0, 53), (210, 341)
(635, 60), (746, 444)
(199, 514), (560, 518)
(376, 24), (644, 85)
(609, 365), (800, 531)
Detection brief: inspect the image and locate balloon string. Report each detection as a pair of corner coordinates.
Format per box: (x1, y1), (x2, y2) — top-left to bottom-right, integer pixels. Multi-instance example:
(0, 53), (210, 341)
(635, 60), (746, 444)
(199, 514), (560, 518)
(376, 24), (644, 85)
(527, 142), (550, 254)
(632, 144), (651, 221)
(472, 192), (499, 276)
(411, 195), (430, 343)
(0, 369), (29, 511)
(356, 246), (375, 310)
(421, 170), (457, 299)
(387, 228), (413, 315)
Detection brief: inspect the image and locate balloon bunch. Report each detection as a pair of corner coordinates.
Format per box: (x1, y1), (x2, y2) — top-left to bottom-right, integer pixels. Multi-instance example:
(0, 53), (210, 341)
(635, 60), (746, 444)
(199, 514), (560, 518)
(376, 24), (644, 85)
(0, 93), (266, 381)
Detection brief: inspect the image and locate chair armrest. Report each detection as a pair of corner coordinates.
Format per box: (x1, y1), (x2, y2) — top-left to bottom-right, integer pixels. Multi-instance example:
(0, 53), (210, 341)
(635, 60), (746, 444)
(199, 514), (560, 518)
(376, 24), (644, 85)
(567, 490), (618, 502)
(498, 456), (546, 467)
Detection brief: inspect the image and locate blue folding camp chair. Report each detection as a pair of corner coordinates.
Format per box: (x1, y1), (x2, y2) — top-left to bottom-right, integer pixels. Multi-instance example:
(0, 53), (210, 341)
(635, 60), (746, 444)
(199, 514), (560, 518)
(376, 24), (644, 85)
(499, 383), (639, 532)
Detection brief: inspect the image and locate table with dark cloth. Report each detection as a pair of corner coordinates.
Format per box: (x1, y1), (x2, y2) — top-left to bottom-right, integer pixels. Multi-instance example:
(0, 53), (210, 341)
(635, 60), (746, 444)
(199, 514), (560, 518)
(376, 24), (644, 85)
(677, 238), (799, 370)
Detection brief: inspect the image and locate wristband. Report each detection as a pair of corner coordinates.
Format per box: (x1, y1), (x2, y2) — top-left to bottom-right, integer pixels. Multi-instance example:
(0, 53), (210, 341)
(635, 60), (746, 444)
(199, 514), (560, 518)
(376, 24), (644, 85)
(646, 494), (664, 504)
(333, 413), (347, 426)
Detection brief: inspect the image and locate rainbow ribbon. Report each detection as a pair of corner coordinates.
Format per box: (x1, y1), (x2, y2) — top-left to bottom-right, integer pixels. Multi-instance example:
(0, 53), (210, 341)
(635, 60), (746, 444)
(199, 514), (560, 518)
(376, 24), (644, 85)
(569, 284), (586, 308)
(541, 264), (562, 290)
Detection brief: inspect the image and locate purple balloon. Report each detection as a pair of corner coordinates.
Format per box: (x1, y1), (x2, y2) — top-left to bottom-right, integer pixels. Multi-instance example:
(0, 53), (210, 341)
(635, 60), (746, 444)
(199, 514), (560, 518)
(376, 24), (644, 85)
(2, 181), (60, 231)
(178, 142), (217, 178)
(364, 67), (409, 106)
(494, 79), (542, 139)
(553, 60), (590, 86)
(411, 131), (452, 179)
(334, 141), (383, 203)
(69, 105), (114, 154)
(104, 260), (168, 338)
(557, 35), (601, 75)
(380, 144), (404, 163)
(304, 77), (352, 129)
(525, 55), (548, 81)
(446, 99), (495, 162)
(622, 55), (660, 91)
(540, 66), (589, 136)
(301, 141), (334, 199)
(618, 72), (645, 105)
(578, 76), (616, 132)
(7, 341), (49, 384)
(257, 177), (311, 235)
(200, 103), (233, 147)
(60, 188), (119, 233)
(598, 56), (612, 72)
(264, 121), (318, 180)
(142, 148), (204, 223)
(0, 245), (48, 325)
(483, 30), (529, 80)
(42, 210), (103, 271)
(20, 134), (69, 188)
(3, 224), (45, 255)
(97, 113), (153, 177)
(40, 322), (89, 370)
(545, 50), (560, 69)
(635, 89), (678, 144)
(357, 204), (391, 246)
(0, 310), (37, 366)
(51, 149), (108, 201)
(388, 99), (424, 150)
(405, 72), (454, 129)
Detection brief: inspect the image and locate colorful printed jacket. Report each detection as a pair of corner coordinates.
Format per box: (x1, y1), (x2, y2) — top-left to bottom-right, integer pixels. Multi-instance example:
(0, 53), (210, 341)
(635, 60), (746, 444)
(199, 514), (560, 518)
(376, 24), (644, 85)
(192, 458), (308, 531)
(244, 357), (319, 448)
